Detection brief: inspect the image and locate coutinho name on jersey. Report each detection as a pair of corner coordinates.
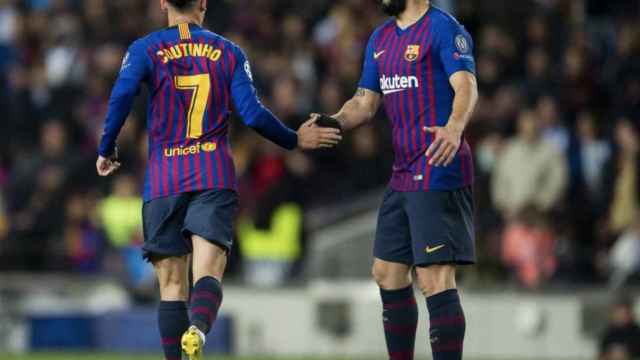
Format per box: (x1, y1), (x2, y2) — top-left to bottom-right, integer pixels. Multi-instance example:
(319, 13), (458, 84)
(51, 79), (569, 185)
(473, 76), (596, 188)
(156, 43), (222, 64)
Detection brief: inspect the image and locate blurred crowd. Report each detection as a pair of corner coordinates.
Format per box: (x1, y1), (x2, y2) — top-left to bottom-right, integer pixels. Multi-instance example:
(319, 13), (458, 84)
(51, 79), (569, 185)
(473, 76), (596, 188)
(0, 0), (639, 290)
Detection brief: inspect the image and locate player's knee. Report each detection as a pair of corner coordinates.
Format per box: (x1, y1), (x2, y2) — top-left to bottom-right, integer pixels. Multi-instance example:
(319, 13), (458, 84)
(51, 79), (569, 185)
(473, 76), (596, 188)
(416, 264), (456, 297)
(192, 236), (227, 282)
(371, 262), (411, 290)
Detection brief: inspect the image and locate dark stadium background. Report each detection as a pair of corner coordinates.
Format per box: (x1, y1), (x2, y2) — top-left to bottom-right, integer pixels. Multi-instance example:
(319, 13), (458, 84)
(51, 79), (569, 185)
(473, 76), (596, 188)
(0, 0), (639, 359)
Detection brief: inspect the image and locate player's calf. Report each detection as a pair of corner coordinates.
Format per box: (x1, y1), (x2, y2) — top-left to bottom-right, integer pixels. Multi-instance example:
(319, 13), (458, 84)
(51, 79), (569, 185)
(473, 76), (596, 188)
(189, 235), (226, 335)
(416, 265), (465, 360)
(373, 259), (417, 360)
(153, 256), (190, 360)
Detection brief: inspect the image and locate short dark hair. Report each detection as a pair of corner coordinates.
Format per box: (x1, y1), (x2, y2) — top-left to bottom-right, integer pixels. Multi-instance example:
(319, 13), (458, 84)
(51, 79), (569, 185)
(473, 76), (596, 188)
(167, 0), (197, 9)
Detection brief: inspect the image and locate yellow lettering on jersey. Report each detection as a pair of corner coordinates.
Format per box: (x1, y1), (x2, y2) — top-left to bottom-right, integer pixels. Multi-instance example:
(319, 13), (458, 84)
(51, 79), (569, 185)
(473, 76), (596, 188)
(202, 44), (212, 58)
(157, 50), (169, 64)
(209, 49), (221, 62)
(156, 43), (222, 64)
(170, 45), (182, 59)
(192, 43), (204, 57)
(179, 43), (189, 57)
(164, 142), (217, 157)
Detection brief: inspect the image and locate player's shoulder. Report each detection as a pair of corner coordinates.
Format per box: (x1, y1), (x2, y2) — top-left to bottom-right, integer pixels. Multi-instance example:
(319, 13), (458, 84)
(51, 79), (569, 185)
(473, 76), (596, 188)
(194, 28), (244, 56)
(369, 18), (395, 43)
(429, 6), (469, 34)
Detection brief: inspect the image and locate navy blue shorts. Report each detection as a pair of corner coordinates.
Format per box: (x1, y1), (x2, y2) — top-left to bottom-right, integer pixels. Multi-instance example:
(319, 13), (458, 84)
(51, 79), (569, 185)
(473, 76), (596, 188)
(374, 187), (475, 266)
(142, 189), (238, 261)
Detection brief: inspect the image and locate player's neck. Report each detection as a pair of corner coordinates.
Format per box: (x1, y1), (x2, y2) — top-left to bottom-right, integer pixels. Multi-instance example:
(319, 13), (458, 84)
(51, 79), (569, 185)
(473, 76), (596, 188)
(168, 11), (203, 27)
(396, 1), (430, 29)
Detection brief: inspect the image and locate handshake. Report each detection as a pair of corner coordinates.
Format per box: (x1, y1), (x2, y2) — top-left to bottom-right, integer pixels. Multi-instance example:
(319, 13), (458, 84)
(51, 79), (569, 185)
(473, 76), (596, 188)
(297, 113), (344, 150)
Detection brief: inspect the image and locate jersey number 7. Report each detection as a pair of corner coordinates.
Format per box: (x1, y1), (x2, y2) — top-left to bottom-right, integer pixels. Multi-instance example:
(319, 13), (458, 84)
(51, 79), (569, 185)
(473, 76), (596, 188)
(174, 74), (211, 139)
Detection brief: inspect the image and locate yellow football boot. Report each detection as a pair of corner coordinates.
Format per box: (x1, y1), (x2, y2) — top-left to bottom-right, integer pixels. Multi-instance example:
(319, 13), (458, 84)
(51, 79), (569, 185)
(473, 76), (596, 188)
(181, 325), (204, 360)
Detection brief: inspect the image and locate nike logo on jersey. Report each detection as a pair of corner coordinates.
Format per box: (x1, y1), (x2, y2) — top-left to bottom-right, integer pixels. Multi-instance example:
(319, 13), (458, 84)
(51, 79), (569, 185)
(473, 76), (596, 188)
(373, 50), (387, 60)
(426, 245), (446, 254)
(374, 50), (386, 59)
(380, 74), (419, 95)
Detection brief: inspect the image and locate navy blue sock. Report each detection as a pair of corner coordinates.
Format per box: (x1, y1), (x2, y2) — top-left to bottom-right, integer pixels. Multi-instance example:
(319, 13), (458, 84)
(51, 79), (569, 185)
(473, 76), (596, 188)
(190, 276), (223, 334)
(426, 289), (466, 360)
(380, 286), (418, 360)
(158, 301), (190, 360)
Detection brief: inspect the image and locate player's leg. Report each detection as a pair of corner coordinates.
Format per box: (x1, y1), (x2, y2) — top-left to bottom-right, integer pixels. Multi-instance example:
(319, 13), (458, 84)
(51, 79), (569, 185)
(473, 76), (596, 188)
(153, 256), (190, 360)
(190, 235), (226, 334)
(416, 265), (465, 360)
(373, 189), (419, 360)
(407, 187), (475, 360)
(142, 195), (192, 360)
(181, 189), (238, 359)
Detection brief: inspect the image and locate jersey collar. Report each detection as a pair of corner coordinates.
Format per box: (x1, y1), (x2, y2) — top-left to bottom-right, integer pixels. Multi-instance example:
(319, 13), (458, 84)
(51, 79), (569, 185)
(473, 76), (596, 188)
(395, 5), (433, 35)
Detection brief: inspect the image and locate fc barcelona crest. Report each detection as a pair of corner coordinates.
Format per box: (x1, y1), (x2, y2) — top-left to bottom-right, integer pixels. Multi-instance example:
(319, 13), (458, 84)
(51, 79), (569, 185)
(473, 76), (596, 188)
(405, 45), (420, 62)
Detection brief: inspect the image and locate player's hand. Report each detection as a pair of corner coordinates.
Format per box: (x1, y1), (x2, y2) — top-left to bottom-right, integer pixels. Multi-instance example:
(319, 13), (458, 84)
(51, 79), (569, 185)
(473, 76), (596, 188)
(96, 155), (121, 176)
(297, 116), (342, 150)
(424, 124), (462, 167)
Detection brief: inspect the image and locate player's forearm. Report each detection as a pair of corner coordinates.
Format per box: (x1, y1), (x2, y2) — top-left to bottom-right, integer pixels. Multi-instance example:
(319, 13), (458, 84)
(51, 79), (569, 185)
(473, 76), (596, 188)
(333, 90), (378, 131)
(98, 79), (138, 156)
(233, 84), (298, 150)
(247, 107), (298, 150)
(446, 74), (478, 134)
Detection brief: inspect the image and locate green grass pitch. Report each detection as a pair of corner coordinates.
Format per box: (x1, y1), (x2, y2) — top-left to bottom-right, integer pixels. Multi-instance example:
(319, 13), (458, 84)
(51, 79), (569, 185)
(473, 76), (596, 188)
(1, 355), (365, 360)
(0, 354), (584, 360)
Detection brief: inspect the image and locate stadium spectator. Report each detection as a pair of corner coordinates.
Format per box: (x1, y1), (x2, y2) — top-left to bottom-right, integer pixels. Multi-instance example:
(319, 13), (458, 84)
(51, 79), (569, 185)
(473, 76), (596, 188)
(599, 295), (640, 360)
(98, 174), (151, 290)
(604, 119), (640, 238)
(501, 206), (557, 289)
(608, 219), (640, 289)
(64, 192), (103, 273)
(491, 109), (568, 218)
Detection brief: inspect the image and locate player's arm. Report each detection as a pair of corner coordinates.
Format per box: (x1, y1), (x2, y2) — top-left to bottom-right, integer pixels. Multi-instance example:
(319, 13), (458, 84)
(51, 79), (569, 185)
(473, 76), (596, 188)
(330, 88), (381, 131)
(309, 32), (381, 131)
(425, 71), (478, 166)
(96, 40), (150, 176)
(231, 49), (341, 150)
(425, 27), (478, 167)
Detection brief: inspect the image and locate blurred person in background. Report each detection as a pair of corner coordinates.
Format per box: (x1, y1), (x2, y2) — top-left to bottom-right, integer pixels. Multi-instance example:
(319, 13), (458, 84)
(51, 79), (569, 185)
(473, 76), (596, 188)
(567, 112), (611, 279)
(237, 151), (309, 287)
(492, 109), (568, 219)
(98, 174), (153, 295)
(94, 0), (341, 359)
(501, 206), (557, 289)
(537, 95), (569, 153)
(604, 119), (640, 239)
(608, 218), (640, 290)
(599, 296), (640, 360)
(6, 120), (85, 270)
(64, 191), (104, 273)
(311, 0), (479, 359)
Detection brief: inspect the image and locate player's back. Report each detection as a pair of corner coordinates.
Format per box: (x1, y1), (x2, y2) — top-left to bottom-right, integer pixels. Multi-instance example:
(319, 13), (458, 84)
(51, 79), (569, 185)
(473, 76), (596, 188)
(136, 24), (241, 200)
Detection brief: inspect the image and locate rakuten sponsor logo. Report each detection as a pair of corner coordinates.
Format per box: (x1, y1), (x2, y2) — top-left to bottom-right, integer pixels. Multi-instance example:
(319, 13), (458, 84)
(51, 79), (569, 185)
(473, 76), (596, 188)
(379, 74), (419, 95)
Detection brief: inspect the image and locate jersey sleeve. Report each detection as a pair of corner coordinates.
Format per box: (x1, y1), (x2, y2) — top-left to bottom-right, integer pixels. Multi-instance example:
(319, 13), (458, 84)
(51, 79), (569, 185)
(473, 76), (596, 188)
(357, 32), (381, 93)
(437, 22), (476, 78)
(230, 46), (298, 150)
(98, 39), (151, 157)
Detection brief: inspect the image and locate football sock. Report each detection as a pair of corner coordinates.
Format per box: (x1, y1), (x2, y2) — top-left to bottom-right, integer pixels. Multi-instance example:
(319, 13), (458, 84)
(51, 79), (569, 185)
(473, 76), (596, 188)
(426, 289), (466, 360)
(380, 285), (418, 360)
(158, 301), (190, 360)
(190, 276), (223, 334)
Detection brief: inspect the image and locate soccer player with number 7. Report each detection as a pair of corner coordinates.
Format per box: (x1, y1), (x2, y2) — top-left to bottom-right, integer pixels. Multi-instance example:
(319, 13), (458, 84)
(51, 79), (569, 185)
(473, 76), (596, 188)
(95, 1), (341, 359)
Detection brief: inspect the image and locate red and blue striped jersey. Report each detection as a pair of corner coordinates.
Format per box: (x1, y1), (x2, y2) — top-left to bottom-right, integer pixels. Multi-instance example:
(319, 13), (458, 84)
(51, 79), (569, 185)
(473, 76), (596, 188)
(99, 24), (297, 201)
(359, 6), (476, 192)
